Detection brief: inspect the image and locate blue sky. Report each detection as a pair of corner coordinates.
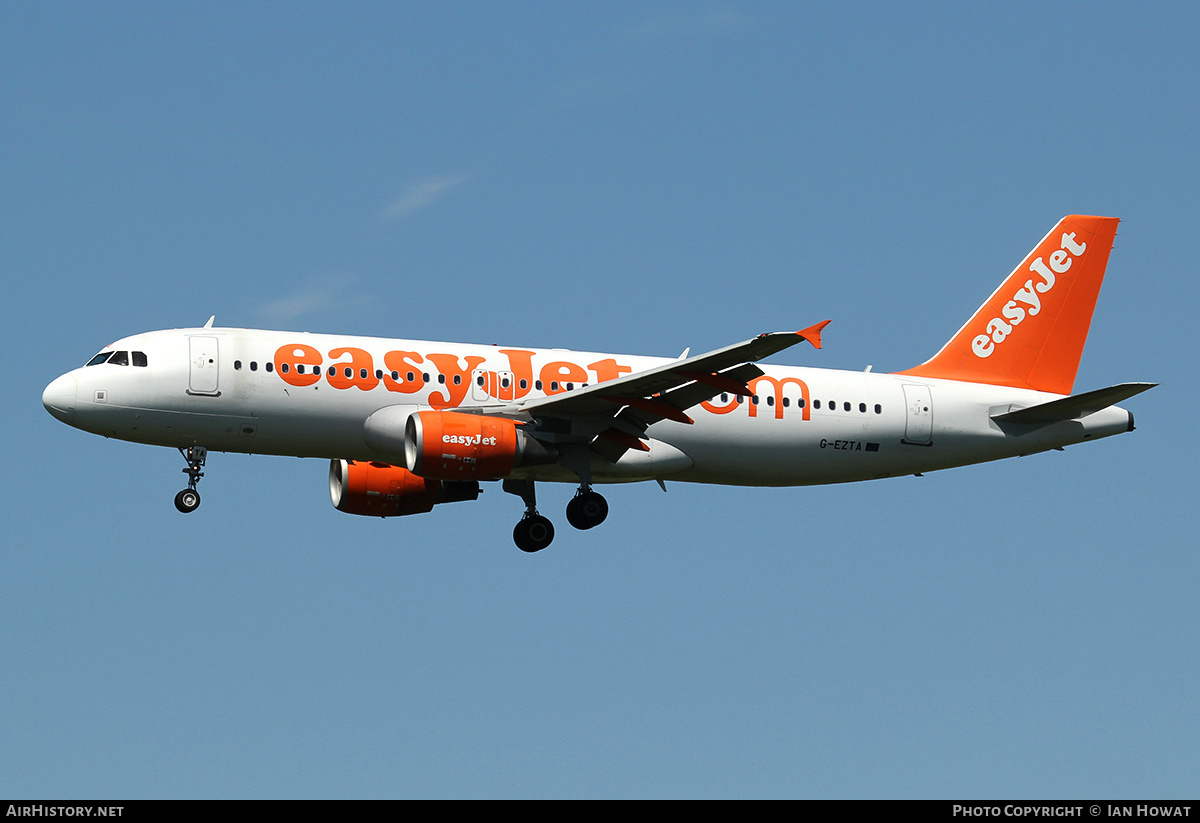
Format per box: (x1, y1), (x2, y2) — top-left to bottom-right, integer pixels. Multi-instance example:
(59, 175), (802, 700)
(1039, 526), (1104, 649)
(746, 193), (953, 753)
(3, 2), (1197, 798)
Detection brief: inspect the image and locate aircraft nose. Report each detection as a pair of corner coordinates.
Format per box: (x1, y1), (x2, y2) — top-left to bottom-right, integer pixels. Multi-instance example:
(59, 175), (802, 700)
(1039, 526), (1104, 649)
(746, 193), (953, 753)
(42, 373), (77, 422)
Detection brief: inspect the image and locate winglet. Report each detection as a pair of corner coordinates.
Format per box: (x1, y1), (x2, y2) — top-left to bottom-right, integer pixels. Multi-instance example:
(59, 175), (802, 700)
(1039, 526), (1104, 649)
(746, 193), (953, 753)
(797, 320), (831, 350)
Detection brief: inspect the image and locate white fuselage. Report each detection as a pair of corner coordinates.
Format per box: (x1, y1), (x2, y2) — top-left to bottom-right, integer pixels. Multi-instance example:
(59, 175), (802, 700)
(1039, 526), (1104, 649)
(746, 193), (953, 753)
(41, 326), (1134, 488)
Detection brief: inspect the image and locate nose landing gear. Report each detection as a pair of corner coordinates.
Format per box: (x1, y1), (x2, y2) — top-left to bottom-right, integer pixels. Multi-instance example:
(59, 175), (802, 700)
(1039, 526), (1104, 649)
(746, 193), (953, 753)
(174, 446), (207, 513)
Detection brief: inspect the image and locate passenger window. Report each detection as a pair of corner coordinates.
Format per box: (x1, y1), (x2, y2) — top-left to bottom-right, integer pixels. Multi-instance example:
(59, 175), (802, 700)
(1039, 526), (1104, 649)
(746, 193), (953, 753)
(814, 400), (821, 409)
(859, 402), (866, 413)
(265, 362), (273, 373)
(250, 361), (258, 371)
(844, 402), (851, 412)
(874, 404), (882, 414)
(133, 351), (148, 367)
(234, 360), (242, 370)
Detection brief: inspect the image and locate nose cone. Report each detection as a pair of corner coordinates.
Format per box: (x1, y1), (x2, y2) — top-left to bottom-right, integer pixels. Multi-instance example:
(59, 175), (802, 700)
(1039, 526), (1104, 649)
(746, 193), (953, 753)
(43, 373), (78, 422)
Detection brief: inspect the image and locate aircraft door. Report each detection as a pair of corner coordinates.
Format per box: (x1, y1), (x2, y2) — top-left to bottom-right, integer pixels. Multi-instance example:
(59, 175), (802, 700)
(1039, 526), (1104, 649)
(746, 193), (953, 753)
(470, 369), (514, 402)
(188, 336), (220, 396)
(902, 384), (932, 445)
(495, 371), (514, 402)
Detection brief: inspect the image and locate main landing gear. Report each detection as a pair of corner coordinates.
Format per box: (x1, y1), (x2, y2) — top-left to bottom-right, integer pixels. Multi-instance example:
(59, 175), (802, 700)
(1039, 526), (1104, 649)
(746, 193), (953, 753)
(174, 446), (207, 513)
(504, 479), (609, 552)
(566, 486), (608, 531)
(514, 513), (555, 554)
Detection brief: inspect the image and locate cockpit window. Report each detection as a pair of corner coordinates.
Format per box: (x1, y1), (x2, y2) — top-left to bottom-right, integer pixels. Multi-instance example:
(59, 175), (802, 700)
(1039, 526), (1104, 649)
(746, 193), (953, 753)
(132, 351), (147, 367)
(108, 350), (129, 366)
(86, 352), (113, 366)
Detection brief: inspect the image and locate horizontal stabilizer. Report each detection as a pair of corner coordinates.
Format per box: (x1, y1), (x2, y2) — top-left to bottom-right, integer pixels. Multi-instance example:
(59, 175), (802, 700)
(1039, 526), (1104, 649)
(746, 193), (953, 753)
(991, 382), (1156, 425)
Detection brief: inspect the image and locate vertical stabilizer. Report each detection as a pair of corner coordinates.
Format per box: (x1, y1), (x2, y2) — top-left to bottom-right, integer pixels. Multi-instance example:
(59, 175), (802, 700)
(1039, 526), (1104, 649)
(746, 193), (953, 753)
(896, 215), (1119, 395)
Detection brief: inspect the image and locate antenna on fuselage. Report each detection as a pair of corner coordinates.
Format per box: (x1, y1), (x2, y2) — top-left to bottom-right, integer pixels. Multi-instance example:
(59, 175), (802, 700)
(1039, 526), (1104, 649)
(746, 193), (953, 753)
(203, 316), (215, 328)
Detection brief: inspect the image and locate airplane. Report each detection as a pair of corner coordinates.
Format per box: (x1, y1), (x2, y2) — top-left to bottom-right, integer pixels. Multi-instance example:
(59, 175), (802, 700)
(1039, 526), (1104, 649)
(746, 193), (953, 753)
(42, 215), (1154, 552)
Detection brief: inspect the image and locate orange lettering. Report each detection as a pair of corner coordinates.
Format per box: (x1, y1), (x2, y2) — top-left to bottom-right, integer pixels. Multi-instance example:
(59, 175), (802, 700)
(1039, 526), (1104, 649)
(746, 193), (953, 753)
(326, 347), (380, 391)
(426, 352), (486, 409)
(748, 375), (811, 420)
(588, 358), (633, 384)
(483, 349), (536, 401)
(540, 361), (588, 395)
(274, 343), (322, 387)
(382, 350), (426, 394)
(700, 395), (740, 415)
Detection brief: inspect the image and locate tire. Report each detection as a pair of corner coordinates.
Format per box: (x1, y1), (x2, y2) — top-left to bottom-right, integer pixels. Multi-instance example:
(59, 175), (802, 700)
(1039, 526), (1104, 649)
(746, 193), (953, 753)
(566, 490), (608, 530)
(174, 488), (201, 513)
(513, 514), (555, 552)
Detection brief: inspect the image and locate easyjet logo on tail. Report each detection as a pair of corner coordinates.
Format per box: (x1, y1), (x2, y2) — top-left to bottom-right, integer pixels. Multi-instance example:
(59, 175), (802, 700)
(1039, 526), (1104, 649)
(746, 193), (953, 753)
(971, 231), (1088, 358)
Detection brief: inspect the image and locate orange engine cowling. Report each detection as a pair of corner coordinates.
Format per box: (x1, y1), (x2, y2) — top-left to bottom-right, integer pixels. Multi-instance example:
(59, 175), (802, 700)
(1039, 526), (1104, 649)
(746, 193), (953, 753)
(404, 411), (556, 481)
(329, 459), (480, 517)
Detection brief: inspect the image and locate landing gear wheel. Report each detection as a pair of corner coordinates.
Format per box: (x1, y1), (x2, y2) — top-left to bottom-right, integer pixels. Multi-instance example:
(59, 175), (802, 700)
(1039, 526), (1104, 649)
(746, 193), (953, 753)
(566, 490), (608, 530)
(513, 514), (555, 553)
(174, 488), (201, 513)
(174, 446), (208, 514)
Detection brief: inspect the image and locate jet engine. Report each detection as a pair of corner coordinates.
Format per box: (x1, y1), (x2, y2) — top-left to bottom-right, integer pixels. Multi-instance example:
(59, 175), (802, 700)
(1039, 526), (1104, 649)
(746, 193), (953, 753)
(329, 459), (479, 517)
(404, 410), (556, 481)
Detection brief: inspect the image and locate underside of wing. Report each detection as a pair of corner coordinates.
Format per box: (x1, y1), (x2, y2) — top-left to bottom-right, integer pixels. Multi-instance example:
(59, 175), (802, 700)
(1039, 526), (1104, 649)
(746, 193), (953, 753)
(504, 321), (830, 464)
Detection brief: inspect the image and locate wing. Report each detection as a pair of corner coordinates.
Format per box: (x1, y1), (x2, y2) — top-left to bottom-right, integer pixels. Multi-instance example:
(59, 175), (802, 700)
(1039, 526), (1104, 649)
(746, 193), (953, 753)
(501, 321), (830, 463)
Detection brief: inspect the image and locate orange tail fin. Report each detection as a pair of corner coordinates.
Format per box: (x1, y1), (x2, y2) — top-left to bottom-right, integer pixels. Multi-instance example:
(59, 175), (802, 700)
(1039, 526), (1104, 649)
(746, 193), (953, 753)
(896, 215), (1119, 395)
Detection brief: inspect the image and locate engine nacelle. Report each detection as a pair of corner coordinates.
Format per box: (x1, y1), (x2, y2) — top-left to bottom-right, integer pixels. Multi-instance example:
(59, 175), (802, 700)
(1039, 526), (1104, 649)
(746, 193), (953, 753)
(329, 459), (479, 517)
(404, 411), (556, 480)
